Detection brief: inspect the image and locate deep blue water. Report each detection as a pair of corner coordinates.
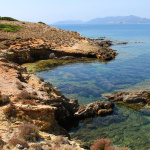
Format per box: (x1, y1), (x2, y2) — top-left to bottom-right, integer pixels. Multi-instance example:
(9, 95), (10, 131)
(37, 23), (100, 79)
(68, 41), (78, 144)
(36, 24), (150, 150)
(51, 24), (150, 42)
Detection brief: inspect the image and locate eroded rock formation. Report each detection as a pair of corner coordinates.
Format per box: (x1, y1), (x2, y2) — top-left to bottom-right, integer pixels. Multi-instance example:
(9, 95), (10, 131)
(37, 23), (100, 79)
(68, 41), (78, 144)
(105, 91), (150, 109)
(75, 100), (114, 119)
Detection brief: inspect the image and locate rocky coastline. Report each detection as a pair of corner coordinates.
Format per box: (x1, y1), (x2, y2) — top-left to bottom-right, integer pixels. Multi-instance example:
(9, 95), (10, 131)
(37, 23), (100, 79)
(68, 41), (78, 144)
(105, 91), (150, 110)
(0, 20), (117, 64)
(0, 20), (118, 149)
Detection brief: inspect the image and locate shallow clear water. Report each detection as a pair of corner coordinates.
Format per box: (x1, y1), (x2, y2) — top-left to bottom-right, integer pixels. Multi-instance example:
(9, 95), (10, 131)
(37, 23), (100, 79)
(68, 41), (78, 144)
(36, 24), (150, 150)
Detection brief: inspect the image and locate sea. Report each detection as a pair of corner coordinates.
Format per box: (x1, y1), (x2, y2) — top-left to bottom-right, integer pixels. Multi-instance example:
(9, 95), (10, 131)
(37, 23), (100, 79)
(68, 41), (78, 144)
(36, 24), (150, 150)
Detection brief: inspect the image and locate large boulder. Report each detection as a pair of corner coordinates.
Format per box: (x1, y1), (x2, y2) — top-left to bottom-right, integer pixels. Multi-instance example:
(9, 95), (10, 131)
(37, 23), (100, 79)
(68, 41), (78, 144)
(74, 100), (114, 119)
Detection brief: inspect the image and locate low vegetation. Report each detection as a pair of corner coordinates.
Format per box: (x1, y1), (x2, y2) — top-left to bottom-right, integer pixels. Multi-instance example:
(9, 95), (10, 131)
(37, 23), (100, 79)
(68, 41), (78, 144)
(8, 123), (40, 149)
(9, 137), (29, 149)
(0, 24), (22, 32)
(0, 91), (9, 106)
(18, 123), (40, 142)
(15, 90), (38, 101)
(21, 99), (37, 105)
(38, 21), (46, 24)
(91, 138), (130, 150)
(0, 17), (18, 21)
(3, 103), (16, 118)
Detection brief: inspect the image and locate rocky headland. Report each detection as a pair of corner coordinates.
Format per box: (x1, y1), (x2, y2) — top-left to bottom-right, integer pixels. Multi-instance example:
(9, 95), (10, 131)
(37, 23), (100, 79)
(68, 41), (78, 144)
(0, 20), (117, 64)
(0, 19), (117, 149)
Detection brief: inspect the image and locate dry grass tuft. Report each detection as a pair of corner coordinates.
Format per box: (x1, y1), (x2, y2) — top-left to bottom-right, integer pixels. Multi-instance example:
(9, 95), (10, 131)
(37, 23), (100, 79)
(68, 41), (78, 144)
(0, 91), (10, 106)
(91, 138), (130, 150)
(9, 137), (29, 148)
(21, 99), (37, 105)
(3, 103), (16, 118)
(18, 123), (40, 142)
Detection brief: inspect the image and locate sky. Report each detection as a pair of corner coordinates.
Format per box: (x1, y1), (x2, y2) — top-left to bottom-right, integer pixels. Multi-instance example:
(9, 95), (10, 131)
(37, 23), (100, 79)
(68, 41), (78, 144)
(1, 0), (150, 24)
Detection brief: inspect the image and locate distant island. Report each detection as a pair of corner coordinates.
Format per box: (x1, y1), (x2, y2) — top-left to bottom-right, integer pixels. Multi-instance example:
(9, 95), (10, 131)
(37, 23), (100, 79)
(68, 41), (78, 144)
(54, 20), (84, 24)
(54, 15), (150, 24)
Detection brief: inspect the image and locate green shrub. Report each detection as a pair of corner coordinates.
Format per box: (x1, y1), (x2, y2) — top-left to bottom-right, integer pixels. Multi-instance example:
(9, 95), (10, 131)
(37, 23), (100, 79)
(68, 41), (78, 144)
(38, 21), (46, 24)
(0, 24), (22, 32)
(0, 17), (18, 21)
(13, 36), (21, 39)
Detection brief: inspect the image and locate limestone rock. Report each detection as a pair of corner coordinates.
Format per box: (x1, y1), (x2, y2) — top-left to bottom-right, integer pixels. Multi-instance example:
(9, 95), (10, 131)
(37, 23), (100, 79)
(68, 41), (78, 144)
(74, 100), (114, 119)
(52, 86), (62, 96)
(5, 103), (69, 137)
(49, 53), (55, 59)
(106, 91), (150, 105)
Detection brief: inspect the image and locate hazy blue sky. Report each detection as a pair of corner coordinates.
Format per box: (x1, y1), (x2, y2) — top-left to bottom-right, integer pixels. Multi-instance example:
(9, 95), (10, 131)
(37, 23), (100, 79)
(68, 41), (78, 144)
(1, 0), (150, 24)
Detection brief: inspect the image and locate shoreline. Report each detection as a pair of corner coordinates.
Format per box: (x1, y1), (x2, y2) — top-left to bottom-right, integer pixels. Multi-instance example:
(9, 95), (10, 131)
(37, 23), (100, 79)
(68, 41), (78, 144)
(0, 19), (148, 150)
(0, 20), (118, 149)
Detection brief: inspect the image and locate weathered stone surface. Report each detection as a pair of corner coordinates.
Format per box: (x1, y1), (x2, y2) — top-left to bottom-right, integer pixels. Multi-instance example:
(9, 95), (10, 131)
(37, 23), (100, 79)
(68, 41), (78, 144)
(52, 86), (62, 96)
(74, 100), (114, 119)
(106, 91), (150, 106)
(49, 53), (55, 59)
(5, 103), (70, 137)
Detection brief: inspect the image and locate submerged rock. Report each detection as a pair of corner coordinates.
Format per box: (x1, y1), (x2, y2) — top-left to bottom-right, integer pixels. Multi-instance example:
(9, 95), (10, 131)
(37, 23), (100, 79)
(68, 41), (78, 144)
(140, 106), (150, 116)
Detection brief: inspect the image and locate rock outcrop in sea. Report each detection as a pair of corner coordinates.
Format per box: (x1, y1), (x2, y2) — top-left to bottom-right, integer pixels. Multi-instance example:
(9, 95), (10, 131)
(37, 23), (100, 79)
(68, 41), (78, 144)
(105, 91), (150, 110)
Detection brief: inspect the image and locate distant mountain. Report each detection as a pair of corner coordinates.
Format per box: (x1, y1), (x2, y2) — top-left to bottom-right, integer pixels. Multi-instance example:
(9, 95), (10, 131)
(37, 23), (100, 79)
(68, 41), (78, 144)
(54, 16), (150, 24)
(86, 15), (150, 24)
(54, 20), (84, 24)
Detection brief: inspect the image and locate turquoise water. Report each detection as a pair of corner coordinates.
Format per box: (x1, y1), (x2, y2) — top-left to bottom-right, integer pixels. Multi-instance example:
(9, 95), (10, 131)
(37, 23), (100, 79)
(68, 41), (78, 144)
(36, 24), (150, 149)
